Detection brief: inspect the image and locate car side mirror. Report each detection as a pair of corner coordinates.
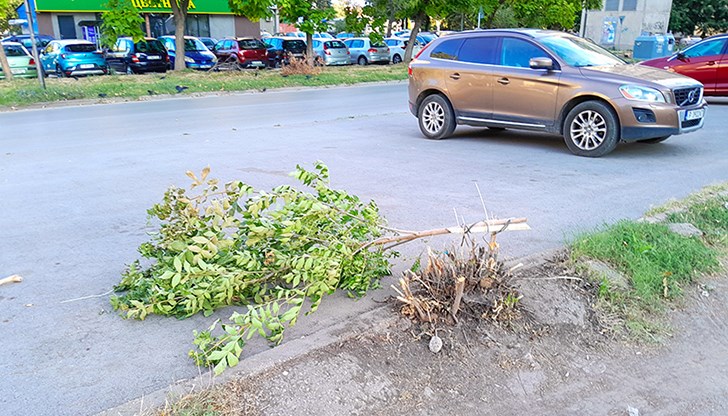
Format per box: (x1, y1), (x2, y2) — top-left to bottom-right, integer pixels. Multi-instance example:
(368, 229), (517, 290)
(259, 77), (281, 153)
(676, 51), (686, 61)
(529, 57), (554, 70)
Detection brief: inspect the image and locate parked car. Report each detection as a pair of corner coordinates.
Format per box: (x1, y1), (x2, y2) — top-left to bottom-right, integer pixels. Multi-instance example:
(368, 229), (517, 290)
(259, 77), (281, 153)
(159, 36), (217, 70)
(198, 37), (218, 51)
(212, 37), (268, 68)
(1, 34), (54, 52)
(284, 32), (306, 39)
(394, 30), (410, 38)
(262, 36), (306, 67)
(312, 39), (350, 66)
(640, 33), (728, 96)
(336, 32), (356, 39)
(105, 37), (168, 74)
(384, 37), (422, 64)
(0, 42), (38, 79)
(418, 32), (438, 45)
(408, 29), (706, 157)
(343, 37), (390, 65)
(40, 40), (108, 77)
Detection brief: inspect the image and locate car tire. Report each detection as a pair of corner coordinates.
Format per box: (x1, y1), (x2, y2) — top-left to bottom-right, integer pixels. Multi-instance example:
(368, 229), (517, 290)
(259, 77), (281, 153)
(125, 65), (134, 75)
(563, 101), (619, 157)
(639, 136), (671, 144)
(418, 94), (456, 140)
(55, 64), (65, 78)
(357, 56), (367, 65)
(392, 54), (402, 64)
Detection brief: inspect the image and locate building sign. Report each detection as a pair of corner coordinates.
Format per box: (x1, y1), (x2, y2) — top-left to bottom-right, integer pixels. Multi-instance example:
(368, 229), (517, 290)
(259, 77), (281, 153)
(34, 0), (231, 14)
(601, 17), (617, 45)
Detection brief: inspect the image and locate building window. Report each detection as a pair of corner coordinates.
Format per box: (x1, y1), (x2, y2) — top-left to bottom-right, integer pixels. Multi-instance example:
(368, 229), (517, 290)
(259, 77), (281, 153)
(186, 15), (211, 38)
(605, 0), (619, 11)
(622, 0), (637, 11)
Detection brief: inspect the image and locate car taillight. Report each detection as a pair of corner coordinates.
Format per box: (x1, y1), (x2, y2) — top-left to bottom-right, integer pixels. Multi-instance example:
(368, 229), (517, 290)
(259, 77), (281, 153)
(165, 55), (170, 62)
(408, 63), (413, 76)
(131, 54), (140, 63)
(367, 48), (377, 53)
(28, 58), (35, 66)
(61, 54), (67, 59)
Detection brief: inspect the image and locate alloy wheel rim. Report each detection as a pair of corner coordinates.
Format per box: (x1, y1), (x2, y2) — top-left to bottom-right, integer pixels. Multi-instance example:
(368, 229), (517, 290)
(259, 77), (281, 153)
(422, 102), (445, 135)
(570, 110), (607, 150)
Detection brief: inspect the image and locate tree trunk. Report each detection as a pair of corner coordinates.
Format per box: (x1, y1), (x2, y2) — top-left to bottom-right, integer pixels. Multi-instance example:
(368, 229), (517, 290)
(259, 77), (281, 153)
(403, 13), (423, 63)
(386, 0), (394, 37)
(171, 0), (189, 71)
(0, 44), (13, 81)
(305, 32), (314, 66)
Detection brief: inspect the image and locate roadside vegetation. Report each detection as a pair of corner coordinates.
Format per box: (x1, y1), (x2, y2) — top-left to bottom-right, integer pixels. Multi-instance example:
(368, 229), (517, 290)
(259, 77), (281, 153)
(0, 65), (406, 109)
(571, 185), (728, 341)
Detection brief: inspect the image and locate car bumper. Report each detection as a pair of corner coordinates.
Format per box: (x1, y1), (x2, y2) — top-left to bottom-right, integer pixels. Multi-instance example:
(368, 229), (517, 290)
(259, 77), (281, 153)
(324, 56), (350, 65)
(240, 60), (266, 68)
(186, 62), (215, 70)
(132, 61), (168, 72)
(368, 54), (390, 63)
(617, 98), (707, 142)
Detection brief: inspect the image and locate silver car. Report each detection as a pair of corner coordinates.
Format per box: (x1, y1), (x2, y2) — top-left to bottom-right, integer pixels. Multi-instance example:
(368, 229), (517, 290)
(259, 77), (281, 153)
(343, 37), (390, 65)
(384, 37), (422, 64)
(312, 39), (350, 66)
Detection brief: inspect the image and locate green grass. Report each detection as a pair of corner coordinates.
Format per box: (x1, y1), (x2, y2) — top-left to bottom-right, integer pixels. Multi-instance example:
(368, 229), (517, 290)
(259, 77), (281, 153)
(0, 65), (407, 108)
(571, 189), (728, 340)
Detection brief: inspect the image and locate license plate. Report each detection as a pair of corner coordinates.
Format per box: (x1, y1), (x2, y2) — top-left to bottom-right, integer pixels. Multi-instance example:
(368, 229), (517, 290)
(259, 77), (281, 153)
(11, 68), (27, 74)
(684, 109), (704, 121)
(147, 55), (161, 60)
(251, 61), (263, 66)
(79, 64), (94, 69)
(199, 64), (211, 68)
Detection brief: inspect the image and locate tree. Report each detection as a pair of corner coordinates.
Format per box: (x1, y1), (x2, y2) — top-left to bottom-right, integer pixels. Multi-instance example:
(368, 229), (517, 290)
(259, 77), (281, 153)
(343, 3), (387, 42)
(161, 0), (192, 70)
(669, 0), (728, 35)
(100, 0), (145, 49)
(229, 0), (335, 64)
(0, 0), (14, 80)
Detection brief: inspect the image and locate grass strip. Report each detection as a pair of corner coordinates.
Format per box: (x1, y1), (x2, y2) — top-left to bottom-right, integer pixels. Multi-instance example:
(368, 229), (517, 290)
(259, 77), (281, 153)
(571, 188), (728, 340)
(0, 65), (407, 108)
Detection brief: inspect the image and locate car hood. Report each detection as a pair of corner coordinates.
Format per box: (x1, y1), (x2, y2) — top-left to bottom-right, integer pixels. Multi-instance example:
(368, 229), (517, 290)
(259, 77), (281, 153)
(580, 64), (702, 89)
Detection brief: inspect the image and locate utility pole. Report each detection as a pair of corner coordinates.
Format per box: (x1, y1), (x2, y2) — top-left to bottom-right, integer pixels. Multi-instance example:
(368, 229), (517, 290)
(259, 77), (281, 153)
(23, 0), (45, 89)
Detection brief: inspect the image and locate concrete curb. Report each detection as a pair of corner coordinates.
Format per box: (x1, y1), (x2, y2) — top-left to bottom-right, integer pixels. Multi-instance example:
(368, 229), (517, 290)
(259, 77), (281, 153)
(97, 305), (401, 416)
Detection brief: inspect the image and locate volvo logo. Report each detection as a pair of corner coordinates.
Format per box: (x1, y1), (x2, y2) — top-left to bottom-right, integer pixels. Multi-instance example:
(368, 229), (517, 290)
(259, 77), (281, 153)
(686, 89), (697, 105)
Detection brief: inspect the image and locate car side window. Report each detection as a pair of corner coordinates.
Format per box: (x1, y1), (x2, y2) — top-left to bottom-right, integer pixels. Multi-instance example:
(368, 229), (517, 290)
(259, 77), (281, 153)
(458, 37), (497, 64)
(500, 37), (549, 68)
(683, 38), (727, 58)
(213, 40), (224, 50)
(352, 40), (364, 48)
(344, 40), (351, 47)
(125, 39), (134, 52)
(430, 39), (464, 60)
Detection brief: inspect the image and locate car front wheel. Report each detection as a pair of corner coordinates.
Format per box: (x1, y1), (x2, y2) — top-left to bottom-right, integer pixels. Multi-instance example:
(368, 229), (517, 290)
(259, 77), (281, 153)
(357, 56), (367, 65)
(564, 101), (619, 157)
(418, 94), (456, 140)
(56, 64), (65, 78)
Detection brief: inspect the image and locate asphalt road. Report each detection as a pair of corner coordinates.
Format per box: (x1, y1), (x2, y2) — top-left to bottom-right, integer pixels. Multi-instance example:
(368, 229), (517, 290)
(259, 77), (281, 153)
(1, 83), (727, 415)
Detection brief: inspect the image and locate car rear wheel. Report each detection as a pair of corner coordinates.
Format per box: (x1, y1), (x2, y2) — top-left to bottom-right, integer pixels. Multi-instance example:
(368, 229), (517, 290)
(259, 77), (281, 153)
(564, 101), (619, 157)
(418, 94), (456, 140)
(125, 65), (134, 75)
(639, 136), (671, 144)
(55, 64), (64, 78)
(392, 54), (402, 64)
(357, 56), (367, 65)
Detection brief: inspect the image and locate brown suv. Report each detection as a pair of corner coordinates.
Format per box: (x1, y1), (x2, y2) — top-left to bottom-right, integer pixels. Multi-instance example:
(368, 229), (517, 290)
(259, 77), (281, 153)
(408, 29), (707, 157)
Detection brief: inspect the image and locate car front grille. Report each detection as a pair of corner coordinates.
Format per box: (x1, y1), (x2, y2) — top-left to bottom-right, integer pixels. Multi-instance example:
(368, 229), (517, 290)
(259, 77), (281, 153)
(681, 119), (701, 128)
(673, 86), (702, 107)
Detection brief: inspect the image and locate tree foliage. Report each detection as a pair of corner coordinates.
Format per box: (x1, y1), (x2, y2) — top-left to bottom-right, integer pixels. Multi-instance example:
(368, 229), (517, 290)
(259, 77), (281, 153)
(229, 0), (335, 63)
(112, 163), (393, 375)
(669, 0), (728, 35)
(343, 4), (387, 43)
(100, 0), (145, 48)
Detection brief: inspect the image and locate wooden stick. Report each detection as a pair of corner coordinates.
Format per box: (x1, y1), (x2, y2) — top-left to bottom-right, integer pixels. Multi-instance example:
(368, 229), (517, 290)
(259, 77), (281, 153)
(451, 277), (466, 318)
(0, 275), (23, 286)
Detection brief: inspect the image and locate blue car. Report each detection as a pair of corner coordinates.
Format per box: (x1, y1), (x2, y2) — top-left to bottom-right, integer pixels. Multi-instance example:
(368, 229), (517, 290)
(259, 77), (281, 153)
(159, 36), (217, 70)
(39, 40), (109, 77)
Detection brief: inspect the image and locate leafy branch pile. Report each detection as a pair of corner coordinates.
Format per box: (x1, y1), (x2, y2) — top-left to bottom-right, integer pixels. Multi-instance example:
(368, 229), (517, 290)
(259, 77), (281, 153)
(111, 163), (392, 374)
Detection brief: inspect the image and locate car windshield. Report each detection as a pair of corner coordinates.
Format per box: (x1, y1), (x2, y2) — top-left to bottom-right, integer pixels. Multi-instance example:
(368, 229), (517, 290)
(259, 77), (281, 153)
(136, 40), (166, 54)
(65, 44), (97, 53)
(2, 44), (27, 57)
(184, 38), (207, 51)
(540, 35), (625, 67)
(238, 39), (266, 49)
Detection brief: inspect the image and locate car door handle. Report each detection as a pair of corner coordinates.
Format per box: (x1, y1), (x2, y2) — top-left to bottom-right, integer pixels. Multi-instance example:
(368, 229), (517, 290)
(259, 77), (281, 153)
(497, 77), (510, 85)
(707, 61), (716, 66)
(449, 73), (461, 80)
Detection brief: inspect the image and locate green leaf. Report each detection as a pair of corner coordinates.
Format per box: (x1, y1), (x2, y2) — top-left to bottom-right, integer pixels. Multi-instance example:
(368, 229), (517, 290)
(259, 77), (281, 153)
(171, 273), (181, 288)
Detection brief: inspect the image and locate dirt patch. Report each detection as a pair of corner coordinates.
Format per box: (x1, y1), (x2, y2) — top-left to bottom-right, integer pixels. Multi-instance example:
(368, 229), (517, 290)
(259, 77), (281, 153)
(161, 251), (728, 416)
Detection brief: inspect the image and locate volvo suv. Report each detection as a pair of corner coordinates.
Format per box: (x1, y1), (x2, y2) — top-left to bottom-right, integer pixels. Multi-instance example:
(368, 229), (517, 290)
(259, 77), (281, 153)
(408, 29), (707, 157)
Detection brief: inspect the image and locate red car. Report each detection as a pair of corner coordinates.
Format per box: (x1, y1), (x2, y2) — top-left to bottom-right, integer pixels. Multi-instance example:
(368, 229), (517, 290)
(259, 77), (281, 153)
(211, 37), (267, 69)
(641, 34), (728, 96)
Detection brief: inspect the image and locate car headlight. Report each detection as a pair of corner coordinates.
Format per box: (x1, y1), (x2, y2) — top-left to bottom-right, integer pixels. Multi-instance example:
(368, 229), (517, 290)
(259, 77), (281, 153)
(619, 85), (666, 103)
(184, 56), (194, 63)
(211, 55), (218, 63)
